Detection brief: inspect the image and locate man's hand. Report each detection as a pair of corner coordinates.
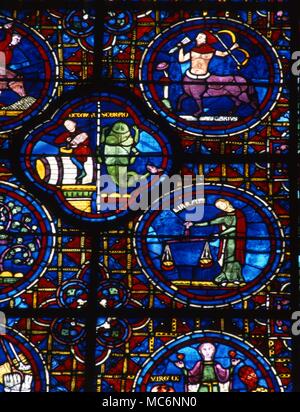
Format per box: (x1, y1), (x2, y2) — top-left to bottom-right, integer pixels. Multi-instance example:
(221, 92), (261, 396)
(175, 361), (185, 369)
(231, 358), (241, 367)
(184, 222), (194, 229)
(231, 42), (239, 50)
(4, 23), (13, 29)
(177, 37), (191, 49)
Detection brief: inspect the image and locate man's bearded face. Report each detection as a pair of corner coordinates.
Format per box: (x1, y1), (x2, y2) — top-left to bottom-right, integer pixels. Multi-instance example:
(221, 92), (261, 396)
(196, 33), (207, 45)
(10, 35), (21, 46)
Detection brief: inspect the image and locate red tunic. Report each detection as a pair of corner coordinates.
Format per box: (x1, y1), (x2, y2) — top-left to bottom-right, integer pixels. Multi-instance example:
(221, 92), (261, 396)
(191, 32), (218, 54)
(0, 29), (14, 65)
(235, 209), (246, 265)
(191, 44), (216, 54)
(54, 129), (92, 163)
(216, 210), (246, 265)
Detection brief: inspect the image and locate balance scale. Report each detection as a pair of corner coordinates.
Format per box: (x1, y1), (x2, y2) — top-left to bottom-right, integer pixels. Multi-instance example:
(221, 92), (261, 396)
(161, 238), (213, 271)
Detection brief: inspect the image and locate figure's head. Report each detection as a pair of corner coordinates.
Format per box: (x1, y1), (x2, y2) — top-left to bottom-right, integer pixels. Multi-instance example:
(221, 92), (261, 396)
(151, 384), (175, 393)
(198, 342), (216, 360)
(238, 366), (259, 390)
(10, 33), (22, 46)
(196, 32), (207, 45)
(110, 122), (131, 142)
(215, 199), (235, 213)
(196, 31), (218, 46)
(64, 119), (77, 132)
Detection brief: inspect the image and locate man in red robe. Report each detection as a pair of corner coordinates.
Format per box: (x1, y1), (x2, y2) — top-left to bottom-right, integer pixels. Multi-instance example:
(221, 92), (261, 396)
(0, 23), (22, 76)
(54, 119), (92, 184)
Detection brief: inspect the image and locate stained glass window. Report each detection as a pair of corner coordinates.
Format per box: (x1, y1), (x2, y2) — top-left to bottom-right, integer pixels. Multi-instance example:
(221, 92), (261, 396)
(0, 0), (299, 396)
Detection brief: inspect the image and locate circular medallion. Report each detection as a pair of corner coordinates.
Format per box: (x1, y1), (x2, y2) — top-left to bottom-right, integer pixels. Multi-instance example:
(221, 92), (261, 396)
(134, 184), (284, 307)
(134, 331), (283, 392)
(63, 10), (95, 37)
(104, 11), (133, 34)
(139, 17), (282, 137)
(0, 16), (58, 132)
(0, 325), (49, 392)
(97, 280), (129, 309)
(51, 318), (86, 345)
(20, 89), (175, 226)
(96, 318), (131, 348)
(0, 181), (55, 302)
(57, 280), (89, 309)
